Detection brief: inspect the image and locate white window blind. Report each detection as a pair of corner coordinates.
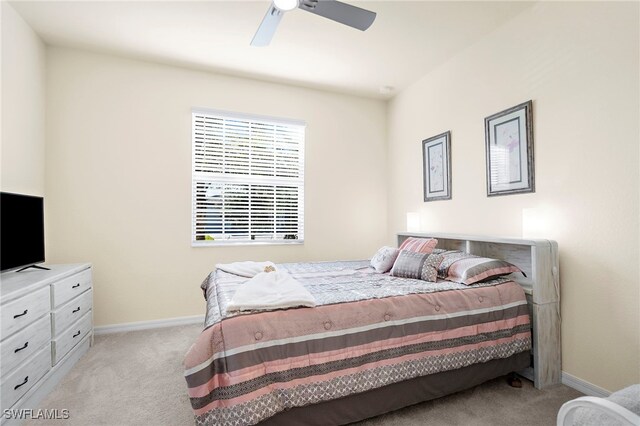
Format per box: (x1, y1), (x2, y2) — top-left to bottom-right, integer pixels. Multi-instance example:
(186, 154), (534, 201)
(192, 110), (305, 245)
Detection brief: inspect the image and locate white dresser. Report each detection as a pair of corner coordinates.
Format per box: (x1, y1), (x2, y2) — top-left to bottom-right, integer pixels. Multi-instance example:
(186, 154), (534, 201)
(0, 264), (93, 421)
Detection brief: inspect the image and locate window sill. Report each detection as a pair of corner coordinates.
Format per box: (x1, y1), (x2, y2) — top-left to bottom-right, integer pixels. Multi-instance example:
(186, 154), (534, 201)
(192, 240), (304, 247)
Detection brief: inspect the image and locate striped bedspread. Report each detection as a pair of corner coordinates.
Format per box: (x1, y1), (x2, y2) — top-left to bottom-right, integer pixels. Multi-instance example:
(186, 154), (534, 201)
(184, 261), (531, 426)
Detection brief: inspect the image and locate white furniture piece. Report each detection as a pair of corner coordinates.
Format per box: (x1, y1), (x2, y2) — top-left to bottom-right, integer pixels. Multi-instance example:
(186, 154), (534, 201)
(398, 232), (561, 389)
(0, 264), (93, 423)
(557, 385), (640, 426)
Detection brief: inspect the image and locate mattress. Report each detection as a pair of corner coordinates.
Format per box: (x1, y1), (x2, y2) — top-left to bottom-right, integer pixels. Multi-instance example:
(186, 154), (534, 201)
(184, 260), (531, 426)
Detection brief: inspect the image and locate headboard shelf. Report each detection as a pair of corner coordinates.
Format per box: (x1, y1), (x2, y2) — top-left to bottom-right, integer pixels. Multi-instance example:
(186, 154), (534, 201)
(397, 232), (557, 304)
(397, 232), (561, 389)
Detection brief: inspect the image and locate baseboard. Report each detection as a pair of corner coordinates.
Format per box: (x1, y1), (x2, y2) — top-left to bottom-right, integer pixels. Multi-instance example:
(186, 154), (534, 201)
(94, 315), (204, 335)
(562, 371), (611, 397)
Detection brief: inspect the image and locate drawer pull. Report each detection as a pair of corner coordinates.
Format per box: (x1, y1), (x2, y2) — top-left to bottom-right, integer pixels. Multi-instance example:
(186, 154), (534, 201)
(14, 342), (29, 353)
(14, 376), (29, 390)
(72, 283), (80, 289)
(72, 307), (81, 313)
(73, 330), (81, 338)
(13, 309), (28, 319)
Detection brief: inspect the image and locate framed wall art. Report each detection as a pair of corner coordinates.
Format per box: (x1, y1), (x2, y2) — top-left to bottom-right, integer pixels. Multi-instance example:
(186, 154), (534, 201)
(422, 131), (451, 202)
(484, 100), (534, 197)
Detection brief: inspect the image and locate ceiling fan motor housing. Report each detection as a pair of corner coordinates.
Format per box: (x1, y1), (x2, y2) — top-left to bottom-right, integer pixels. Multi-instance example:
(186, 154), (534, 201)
(274, 0), (300, 12)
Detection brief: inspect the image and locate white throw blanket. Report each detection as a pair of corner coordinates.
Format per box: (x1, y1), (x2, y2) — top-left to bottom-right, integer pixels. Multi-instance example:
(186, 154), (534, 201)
(227, 270), (316, 312)
(216, 261), (276, 278)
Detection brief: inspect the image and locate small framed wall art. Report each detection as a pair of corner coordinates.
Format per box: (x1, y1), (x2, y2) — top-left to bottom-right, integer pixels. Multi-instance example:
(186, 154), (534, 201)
(484, 100), (534, 197)
(422, 131), (451, 202)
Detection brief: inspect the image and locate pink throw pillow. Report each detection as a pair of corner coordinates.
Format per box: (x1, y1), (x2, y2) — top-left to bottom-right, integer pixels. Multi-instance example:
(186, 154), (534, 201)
(398, 237), (438, 254)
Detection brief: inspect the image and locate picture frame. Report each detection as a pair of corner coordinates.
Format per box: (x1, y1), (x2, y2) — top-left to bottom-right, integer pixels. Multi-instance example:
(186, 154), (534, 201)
(484, 100), (534, 197)
(422, 131), (451, 202)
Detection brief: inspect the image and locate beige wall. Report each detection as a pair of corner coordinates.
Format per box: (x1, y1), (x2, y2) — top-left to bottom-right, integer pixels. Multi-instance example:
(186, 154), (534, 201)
(45, 47), (388, 328)
(8, 0), (639, 395)
(387, 2), (639, 392)
(1, 2), (46, 195)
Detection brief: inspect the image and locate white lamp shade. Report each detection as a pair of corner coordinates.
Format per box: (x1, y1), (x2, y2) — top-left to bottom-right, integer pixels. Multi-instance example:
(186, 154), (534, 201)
(406, 212), (420, 232)
(522, 208), (544, 238)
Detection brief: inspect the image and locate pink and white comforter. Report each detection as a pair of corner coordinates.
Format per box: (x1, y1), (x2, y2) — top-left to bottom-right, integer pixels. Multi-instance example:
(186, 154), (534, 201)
(184, 260), (531, 426)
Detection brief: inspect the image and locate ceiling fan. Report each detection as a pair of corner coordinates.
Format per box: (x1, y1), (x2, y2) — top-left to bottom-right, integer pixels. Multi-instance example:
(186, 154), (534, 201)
(251, 0), (376, 47)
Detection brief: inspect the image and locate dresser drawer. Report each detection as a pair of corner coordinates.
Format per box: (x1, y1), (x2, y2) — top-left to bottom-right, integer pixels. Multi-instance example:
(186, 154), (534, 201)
(51, 268), (92, 308)
(0, 343), (51, 411)
(0, 286), (50, 340)
(52, 311), (92, 365)
(52, 290), (93, 336)
(0, 315), (51, 375)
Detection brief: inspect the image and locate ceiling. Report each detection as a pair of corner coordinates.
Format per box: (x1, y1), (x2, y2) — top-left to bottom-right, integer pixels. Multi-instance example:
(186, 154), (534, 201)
(10, 0), (534, 99)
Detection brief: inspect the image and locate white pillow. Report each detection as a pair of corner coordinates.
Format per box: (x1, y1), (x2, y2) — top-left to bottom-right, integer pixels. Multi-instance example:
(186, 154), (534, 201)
(370, 246), (400, 273)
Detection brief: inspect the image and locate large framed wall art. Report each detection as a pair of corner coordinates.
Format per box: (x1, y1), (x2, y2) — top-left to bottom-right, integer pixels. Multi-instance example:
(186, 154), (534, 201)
(484, 100), (534, 196)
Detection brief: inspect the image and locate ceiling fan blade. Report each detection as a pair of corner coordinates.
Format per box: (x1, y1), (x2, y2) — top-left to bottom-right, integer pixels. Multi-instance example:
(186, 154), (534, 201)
(251, 4), (284, 47)
(299, 0), (376, 31)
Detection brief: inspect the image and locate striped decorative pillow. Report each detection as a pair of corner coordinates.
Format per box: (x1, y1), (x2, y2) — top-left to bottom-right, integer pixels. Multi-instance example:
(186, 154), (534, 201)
(438, 251), (524, 285)
(390, 250), (444, 282)
(398, 237), (438, 254)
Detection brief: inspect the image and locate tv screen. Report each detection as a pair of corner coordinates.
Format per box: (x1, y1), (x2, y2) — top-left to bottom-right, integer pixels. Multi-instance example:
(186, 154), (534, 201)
(1, 192), (45, 272)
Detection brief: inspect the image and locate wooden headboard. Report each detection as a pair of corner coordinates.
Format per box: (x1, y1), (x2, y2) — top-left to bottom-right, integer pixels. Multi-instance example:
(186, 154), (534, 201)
(397, 232), (561, 389)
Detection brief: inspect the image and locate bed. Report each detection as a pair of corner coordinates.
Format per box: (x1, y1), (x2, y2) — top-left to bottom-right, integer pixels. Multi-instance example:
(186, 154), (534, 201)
(184, 233), (561, 425)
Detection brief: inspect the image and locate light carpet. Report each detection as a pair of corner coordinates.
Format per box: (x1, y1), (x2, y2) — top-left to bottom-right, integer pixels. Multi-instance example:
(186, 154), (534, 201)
(28, 324), (582, 425)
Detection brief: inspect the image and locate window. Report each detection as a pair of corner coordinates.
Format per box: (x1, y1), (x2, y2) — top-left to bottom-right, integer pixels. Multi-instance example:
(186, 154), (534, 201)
(191, 109), (305, 245)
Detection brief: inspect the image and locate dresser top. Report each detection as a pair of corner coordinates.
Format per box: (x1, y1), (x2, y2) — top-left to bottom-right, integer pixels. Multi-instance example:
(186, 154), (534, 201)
(0, 264), (91, 304)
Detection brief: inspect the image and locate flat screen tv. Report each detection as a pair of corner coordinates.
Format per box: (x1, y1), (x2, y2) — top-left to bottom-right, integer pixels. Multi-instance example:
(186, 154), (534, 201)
(1, 192), (46, 272)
